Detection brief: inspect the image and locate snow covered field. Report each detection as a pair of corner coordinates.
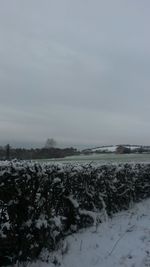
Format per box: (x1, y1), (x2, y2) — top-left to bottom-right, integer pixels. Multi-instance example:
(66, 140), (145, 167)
(18, 198), (150, 267)
(38, 153), (150, 164)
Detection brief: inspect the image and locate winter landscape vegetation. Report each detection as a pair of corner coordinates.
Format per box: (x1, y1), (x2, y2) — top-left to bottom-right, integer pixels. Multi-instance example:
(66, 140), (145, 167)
(1, 0), (150, 266)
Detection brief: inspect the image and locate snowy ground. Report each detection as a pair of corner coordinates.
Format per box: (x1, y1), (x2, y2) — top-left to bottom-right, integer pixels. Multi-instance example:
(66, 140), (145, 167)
(16, 198), (150, 267)
(38, 153), (150, 164)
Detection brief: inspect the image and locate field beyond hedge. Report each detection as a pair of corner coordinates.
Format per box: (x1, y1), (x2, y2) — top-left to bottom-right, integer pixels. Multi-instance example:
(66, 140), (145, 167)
(1, 161), (150, 266)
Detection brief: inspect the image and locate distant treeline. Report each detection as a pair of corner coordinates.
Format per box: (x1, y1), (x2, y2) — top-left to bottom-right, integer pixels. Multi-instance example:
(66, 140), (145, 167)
(83, 145), (150, 155)
(0, 146), (79, 160)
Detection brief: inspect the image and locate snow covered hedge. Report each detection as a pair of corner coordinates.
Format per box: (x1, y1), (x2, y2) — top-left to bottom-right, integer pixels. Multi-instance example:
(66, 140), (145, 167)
(1, 161), (150, 265)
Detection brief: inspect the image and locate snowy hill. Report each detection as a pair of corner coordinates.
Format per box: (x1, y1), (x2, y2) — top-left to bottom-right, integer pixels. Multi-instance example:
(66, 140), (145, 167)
(23, 198), (150, 267)
(89, 145), (150, 153)
(91, 145), (118, 152)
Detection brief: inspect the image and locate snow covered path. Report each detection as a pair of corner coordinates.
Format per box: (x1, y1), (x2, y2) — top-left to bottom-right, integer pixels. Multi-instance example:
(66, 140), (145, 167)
(24, 199), (150, 267)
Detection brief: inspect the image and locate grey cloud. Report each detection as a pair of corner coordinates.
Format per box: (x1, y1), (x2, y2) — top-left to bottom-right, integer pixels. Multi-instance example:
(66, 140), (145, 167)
(0, 0), (150, 147)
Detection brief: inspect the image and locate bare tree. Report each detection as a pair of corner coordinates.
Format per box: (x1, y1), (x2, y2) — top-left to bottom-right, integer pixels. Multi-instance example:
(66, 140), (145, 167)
(45, 138), (57, 148)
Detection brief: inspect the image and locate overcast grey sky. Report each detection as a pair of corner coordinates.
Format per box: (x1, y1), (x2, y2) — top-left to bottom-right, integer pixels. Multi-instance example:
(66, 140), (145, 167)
(0, 0), (150, 148)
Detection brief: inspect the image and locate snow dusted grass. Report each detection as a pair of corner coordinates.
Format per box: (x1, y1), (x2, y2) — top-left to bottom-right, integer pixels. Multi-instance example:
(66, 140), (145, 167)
(38, 153), (150, 164)
(21, 198), (150, 267)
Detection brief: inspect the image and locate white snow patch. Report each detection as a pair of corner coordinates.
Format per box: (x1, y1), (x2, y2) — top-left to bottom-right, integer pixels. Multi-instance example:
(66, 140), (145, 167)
(51, 216), (62, 228)
(65, 195), (79, 208)
(35, 215), (48, 229)
(53, 177), (61, 184)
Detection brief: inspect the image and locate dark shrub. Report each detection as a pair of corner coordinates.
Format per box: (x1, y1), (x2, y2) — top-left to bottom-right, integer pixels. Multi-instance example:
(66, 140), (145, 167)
(1, 161), (150, 265)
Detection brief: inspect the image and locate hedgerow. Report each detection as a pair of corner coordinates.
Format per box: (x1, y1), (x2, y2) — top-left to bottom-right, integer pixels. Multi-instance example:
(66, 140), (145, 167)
(1, 161), (150, 266)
